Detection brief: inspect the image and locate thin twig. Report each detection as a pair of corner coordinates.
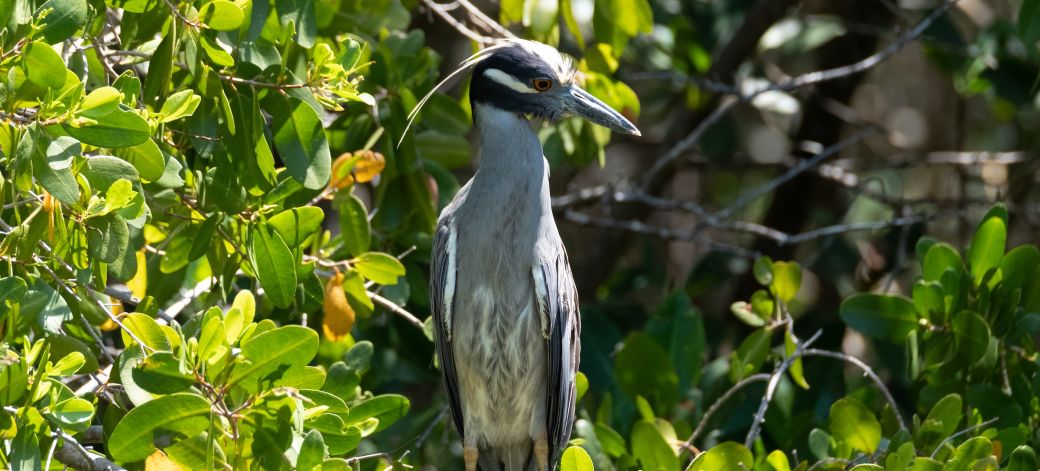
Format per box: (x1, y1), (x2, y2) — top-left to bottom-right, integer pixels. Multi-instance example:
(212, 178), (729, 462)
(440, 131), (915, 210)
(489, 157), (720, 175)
(52, 431), (125, 471)
(562, 209), (761, 259)
(642, 0), (959, 187)
(709, 127), (877, 222)
(370, 292), (426, 330)
(744, 330), (823, 448)
(684, 373), (771, 448)
(422, 0), (496, 44)
(802, 348), (908, 431)
(929, 417), (1000, 459)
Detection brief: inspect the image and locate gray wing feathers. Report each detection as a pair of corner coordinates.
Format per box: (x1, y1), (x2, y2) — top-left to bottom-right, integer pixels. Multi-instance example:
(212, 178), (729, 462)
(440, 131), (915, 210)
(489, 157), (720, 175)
(431, 219), (466, 437)
(538, 250), (581, 462)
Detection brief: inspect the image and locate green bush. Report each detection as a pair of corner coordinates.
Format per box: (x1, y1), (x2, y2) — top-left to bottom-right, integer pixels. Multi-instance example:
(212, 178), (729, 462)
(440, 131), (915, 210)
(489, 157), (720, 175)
(2, 0), (1039, 470)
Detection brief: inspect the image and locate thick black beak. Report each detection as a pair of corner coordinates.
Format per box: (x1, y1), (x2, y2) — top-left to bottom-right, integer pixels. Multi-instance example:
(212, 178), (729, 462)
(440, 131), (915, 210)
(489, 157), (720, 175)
(563, 85), (641, 136)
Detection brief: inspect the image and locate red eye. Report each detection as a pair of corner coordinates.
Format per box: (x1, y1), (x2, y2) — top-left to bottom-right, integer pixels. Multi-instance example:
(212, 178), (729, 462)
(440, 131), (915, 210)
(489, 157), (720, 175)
(532, 79), (553, 92)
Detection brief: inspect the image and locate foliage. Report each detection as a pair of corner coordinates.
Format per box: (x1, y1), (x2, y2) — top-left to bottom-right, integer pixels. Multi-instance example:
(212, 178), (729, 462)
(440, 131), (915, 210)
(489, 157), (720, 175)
(2, 0), (1040, 469)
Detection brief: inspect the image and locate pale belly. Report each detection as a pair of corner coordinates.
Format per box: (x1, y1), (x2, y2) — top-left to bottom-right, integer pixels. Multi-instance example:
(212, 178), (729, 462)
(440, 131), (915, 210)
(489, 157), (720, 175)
(452, 283), (548, 448)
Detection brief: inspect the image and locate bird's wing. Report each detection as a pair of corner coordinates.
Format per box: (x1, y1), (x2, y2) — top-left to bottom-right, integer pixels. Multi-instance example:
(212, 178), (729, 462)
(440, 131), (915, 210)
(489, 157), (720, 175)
(431, 217), (466, 436)
(534, 249), (581, 459)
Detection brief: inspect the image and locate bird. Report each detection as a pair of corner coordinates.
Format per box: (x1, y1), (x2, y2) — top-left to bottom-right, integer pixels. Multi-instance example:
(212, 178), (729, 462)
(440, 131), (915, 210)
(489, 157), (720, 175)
(414, 39), (639, 471)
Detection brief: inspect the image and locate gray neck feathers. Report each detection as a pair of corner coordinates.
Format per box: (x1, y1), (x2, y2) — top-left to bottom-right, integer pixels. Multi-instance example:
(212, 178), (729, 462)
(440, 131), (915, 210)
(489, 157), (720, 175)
(462, 104), (551, 227)
(473, 104), (545, 175)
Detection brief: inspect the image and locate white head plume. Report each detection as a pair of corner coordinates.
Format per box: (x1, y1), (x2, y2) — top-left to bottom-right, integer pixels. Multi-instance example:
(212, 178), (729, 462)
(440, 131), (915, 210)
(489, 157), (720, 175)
(396, 39), (576, 147)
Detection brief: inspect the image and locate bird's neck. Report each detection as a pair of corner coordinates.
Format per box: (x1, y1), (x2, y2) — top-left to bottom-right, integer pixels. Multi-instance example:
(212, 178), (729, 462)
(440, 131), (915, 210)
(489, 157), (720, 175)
(465, 103), (551, 222)
(472, 103), (546, 178)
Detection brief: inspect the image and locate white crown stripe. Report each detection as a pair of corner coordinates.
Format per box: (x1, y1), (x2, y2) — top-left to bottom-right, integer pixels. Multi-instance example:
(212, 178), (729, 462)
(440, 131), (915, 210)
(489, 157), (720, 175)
(483, 68), (538, 94)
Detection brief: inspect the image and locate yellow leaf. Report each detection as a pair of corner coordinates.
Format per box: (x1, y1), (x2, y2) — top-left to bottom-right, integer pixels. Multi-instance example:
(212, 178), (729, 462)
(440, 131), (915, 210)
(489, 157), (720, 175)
(145, 450), (182, 471)
(127, 250), (148, 299)
(352, 150), (385, 183)
(322, 272), (355, 341)
(330, 150), (386, 189)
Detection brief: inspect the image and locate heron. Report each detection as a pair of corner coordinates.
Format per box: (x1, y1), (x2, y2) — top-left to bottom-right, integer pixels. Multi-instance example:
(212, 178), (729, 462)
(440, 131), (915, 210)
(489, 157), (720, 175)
(411, 39), (639, 471)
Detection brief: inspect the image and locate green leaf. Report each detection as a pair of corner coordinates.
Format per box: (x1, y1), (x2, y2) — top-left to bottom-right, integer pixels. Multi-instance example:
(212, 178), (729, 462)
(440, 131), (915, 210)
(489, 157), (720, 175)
(730, 301), (766, 327)
(418, 94), (470, 136)
(196, 314), (226, 364)
(86, 214), (129, 264)
(771, 261), (802, 303)
(919, 393), (961, 447)
(9, 422), (41, 471)
(766, 450), (791, 471)
(23, 42), (66, 91)
(354, 252), (404, 285)
(142, 25), (174, 106)
(753, 256), (774, 285)
(65, 108), (151, 148)
(999, 245), (1039, 291)
(121, 312), (173, 351)
(922, 242), (965, 282)
(84, 155), (140, 191)
(198, 0), (244, 30)
(47, 334), (99, 373)
(271, 95), (331, 190)
(828, 398), (881, 454)
(951, 311), (990, 364)
(560, 446), (594, 471)
(297, 429), (326, 471)
(560, 0), (585, 49)
(158, 90), (202, 123)
(344, 394), (409, 432)
(108, 393), (212, 463)
(276, 0), (317, 47)
(36, 136), (81, 204)
(967, 204), (1007, 284)
(594, 423), (626, 457)
(188, 214), (221, 262)
(949, 437), (993, 467)
(416, 131), (471, 169)
(729, 328), (770, 382)
(115, 138), (165, 182)
(1008, 445), (1038, 471)
(165, 433), (228, 471)
(228, 325), (318, 392)
(1019, 0), (1040, 44)
(630, 420), (679, 471)
(337, 193), (370, 256)
(689, 442), (752, 471)
(784, 328), (809, 389)
(839, 293), (918, 342)
(37, 0), (88, 43)
(132, 351), (194, 394)
(615, 333), (678, 410)
(48, 397), (94, 431)
(268, 206), (324, 248)
(250, 224), (298, 308)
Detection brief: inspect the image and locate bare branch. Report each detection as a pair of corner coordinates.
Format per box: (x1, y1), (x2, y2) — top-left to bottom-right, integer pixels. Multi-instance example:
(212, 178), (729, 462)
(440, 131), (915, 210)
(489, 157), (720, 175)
(802, 348), (908, 431)
(683, 373), (772, 449)
(422, 0), (497, 44)
(370, 291), (427, 330)
(52, 432), (125, 471)
(929, 417), (1000, 458)
(709, 126), (878, 222)
(744, 330), (823, 448)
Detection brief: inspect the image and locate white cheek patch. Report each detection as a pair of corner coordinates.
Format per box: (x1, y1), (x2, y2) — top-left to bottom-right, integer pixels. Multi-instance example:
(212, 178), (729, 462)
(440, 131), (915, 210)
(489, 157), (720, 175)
(483, 68), (538, 94)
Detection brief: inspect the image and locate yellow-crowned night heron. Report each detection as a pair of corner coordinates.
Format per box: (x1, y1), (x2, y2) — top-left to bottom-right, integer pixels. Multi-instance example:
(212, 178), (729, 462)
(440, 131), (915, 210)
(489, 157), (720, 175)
(417, 40), (639, 471)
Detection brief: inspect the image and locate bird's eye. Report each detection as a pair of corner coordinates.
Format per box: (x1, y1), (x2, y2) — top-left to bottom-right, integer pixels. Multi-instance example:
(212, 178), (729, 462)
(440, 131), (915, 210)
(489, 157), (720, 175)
(532, 78), (553, 92)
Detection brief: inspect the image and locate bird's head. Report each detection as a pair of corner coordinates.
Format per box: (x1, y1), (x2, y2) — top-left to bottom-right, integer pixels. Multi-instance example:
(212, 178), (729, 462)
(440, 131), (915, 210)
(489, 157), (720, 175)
(470, 41), (640, 136)
(399, 40), (640, 146)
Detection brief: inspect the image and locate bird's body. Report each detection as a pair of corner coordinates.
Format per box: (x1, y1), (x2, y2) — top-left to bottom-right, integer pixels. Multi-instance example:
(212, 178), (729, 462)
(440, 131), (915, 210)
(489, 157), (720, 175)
(435, 104), (576, 470)
(424, 40), (638, 471)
